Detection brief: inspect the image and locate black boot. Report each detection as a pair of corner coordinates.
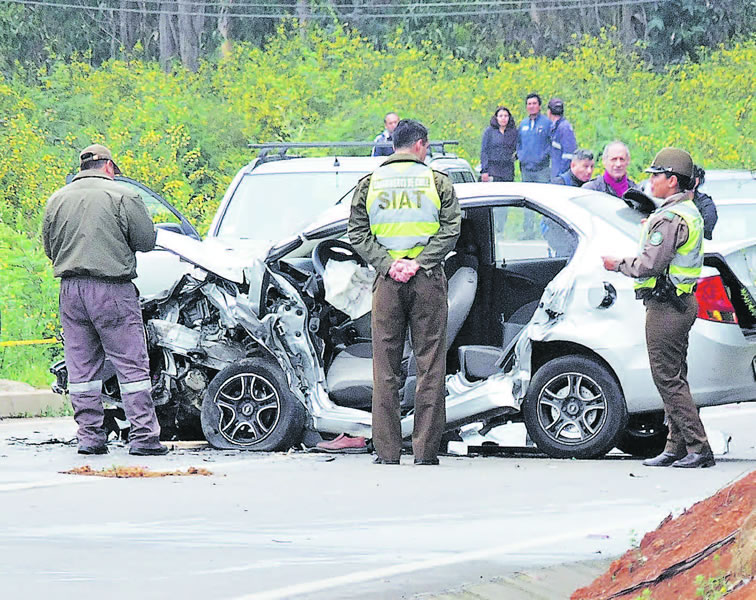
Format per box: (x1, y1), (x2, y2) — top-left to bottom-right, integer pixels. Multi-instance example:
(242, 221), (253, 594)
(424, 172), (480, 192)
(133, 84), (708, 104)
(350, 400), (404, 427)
(672, 451), (716, 468)
(642, 451), (685, 467)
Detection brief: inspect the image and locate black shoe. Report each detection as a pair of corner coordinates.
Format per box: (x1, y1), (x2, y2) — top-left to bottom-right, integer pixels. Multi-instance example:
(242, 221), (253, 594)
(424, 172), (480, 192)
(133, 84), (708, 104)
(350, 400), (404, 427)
(78, 445), (108, 455)
(642, 451), (685, 467)
(414, 458), (439, 465)
(129, 444), (170, 456)
(373, 456), (400, 465)
(672, 451), (716, 468)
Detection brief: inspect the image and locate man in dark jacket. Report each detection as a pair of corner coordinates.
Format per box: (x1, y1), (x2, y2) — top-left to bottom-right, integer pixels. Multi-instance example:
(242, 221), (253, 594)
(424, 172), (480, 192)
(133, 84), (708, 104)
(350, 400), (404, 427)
(43, 144), (169, 456)
(372, 112), (399, 157)
(583, 141), (639, 197)
(552, 149), (595, 187)
(692, 165), (718, 240)
(547, 98), (578, 180)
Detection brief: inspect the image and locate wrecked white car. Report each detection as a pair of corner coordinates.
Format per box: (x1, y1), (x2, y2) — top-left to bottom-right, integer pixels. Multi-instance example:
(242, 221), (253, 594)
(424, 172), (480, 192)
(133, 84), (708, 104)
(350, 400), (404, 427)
(51, 183), (756, 459)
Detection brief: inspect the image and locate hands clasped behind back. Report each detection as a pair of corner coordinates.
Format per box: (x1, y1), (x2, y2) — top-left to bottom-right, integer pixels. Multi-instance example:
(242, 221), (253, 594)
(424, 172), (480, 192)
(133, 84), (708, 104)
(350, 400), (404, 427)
(389, 258), (420, 283)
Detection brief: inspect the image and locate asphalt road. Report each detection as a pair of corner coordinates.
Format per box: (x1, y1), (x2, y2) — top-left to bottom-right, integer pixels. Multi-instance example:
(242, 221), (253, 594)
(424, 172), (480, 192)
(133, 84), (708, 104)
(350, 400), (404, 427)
(0, 405), (754, 600)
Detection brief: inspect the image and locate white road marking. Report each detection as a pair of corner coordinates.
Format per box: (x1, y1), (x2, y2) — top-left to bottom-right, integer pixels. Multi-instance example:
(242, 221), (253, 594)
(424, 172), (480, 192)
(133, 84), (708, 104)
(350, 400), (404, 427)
(229, 522), (654, 600)
(0, 477), (91, 492)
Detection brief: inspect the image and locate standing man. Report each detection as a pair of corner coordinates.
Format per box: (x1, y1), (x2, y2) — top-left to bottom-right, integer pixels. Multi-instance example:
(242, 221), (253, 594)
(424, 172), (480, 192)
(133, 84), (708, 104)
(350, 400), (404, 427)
(546, 98), (577, 181)
(516, 93), (552, 183)
(602, 148), (714, 469)
(43, 144), (169, 456)
(372, 112), (400, 157)
(583, 140), (639, 197)
(349, 119), (461, 465)
(552, 148), (595, 186)
(692, 165), (718, 240)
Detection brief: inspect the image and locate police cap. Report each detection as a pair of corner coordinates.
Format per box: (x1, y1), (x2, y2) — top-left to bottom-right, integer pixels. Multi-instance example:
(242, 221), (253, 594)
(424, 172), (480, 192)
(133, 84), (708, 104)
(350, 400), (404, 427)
(644, 147), (693, 180)
(80, 144), (122, 174)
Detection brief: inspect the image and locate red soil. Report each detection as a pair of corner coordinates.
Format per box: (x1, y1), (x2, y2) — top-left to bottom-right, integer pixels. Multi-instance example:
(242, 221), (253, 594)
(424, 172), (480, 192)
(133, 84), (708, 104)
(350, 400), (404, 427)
(572, 471), (756, 600)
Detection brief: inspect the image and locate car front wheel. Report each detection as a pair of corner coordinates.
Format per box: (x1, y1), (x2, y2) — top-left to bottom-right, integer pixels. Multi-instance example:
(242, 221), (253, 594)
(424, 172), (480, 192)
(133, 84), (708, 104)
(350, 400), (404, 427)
(523, 355), (627, 459)
(200, 357), (305, 451)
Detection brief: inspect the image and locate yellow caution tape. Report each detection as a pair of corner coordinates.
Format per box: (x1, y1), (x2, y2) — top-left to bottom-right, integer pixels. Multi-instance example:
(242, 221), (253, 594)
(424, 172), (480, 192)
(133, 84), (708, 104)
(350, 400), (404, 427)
(0, 338), (61, 347)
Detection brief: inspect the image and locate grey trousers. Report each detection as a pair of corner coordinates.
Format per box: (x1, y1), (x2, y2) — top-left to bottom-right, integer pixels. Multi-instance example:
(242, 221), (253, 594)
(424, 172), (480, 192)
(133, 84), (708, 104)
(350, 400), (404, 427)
(645, 296), (710, 455)
(59, 277), (161, 448)
(371, 268), (448, 462)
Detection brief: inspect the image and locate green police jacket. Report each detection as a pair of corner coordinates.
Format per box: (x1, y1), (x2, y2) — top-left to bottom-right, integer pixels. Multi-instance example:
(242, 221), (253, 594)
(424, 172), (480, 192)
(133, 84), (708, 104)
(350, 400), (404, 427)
(42, 171), (157, 280)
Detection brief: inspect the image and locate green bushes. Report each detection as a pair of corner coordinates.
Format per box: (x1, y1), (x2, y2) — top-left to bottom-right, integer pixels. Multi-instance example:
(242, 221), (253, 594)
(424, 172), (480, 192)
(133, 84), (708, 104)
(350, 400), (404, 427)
(0, 28), (754, 385)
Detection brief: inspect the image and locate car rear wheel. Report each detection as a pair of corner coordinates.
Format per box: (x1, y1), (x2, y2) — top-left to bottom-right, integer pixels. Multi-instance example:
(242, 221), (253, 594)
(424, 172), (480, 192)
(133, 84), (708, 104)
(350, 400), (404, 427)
(616, 413), (668, 458)
(523, 355), (627, 459)
(201, 357), (305, 451)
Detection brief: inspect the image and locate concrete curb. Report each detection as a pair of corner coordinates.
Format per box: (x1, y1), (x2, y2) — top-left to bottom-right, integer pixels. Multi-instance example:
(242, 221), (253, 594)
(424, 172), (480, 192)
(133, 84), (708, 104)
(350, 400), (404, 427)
(0, 388), (68, 417)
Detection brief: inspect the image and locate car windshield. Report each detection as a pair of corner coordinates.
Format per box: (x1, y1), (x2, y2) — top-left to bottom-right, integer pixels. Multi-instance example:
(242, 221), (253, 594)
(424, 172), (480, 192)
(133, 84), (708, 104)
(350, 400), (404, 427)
(215, 171), (367, 240)
(712, 204), (756, 244)
(569, 192), (644, 236)
(700, 175), (756, 199)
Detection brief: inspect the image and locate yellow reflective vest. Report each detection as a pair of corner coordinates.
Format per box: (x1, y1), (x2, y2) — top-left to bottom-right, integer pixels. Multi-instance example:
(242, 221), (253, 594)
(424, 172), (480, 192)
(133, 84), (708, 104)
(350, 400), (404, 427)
(365, 160), (441, 259)
(634, 199), (704, 296)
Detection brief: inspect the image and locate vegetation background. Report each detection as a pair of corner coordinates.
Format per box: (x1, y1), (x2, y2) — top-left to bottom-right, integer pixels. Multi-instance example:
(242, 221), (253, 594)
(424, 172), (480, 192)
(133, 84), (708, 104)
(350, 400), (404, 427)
(0, 1), (754, 386)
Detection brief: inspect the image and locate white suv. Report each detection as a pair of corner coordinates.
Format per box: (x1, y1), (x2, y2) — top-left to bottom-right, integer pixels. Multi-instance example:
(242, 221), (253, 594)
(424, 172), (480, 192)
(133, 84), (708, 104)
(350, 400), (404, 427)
(132, 142), (475, 296)
(206, 142), (476, 246)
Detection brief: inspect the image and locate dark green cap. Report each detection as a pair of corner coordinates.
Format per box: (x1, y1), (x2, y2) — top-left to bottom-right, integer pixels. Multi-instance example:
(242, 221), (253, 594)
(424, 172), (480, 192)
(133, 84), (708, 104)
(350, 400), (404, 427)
(645, 147), (693, 179)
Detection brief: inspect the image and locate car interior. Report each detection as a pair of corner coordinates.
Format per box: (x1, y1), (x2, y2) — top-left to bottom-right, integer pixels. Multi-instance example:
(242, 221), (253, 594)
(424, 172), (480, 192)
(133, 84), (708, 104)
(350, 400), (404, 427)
(288, 199), (578, 413)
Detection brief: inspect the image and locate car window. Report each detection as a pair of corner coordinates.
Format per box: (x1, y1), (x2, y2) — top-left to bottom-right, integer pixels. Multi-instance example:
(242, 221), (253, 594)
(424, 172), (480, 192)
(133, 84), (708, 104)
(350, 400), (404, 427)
(700, 177), (756, 200)
(117, 179), (181, 226)
(711, 204), (756, 244)
(570, 192), (644, 237)
(492, 206), (576, 261)
(216, 171), (368, 241)
(446, 170), (469, 184)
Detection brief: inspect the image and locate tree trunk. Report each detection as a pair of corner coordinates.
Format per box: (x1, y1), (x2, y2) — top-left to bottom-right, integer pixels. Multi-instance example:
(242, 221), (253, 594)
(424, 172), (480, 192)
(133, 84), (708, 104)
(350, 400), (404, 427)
(159, 0), (177, 71)
(177, 0), (203, 71)
(218, 0), (232, 58)
(119, 0), (134, 52)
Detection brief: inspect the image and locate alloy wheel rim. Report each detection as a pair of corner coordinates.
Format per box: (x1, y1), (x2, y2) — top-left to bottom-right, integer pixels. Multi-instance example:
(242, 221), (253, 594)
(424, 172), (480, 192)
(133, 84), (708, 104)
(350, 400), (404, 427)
(214, 373), (281, 446)
(536, 371), (607, 446)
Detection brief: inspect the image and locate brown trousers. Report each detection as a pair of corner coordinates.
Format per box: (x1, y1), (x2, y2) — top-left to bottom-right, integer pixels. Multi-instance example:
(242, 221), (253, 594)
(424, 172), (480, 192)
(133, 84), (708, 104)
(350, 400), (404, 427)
(645, 296), (709, 455)
(371, 268), (448, 462)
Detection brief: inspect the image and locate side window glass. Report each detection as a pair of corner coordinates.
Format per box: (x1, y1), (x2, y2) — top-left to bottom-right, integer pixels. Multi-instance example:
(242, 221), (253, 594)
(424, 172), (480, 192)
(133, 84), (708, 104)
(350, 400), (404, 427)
(492, 206), (575, 262)
(447, 170), (466, 184)
(117, 180), (181, 226)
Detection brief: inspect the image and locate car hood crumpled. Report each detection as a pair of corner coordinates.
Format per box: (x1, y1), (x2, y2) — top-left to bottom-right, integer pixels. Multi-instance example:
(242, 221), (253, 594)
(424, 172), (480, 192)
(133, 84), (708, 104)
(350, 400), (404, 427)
(155, 229), (270, 284)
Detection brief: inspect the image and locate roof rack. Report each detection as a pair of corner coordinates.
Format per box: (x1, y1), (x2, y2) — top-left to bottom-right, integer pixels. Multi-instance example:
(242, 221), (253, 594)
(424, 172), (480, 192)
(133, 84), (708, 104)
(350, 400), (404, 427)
(248, 140), (459, 157)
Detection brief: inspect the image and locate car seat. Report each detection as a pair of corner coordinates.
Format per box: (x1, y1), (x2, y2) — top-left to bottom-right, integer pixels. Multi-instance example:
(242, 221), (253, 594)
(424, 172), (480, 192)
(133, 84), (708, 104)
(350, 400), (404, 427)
(322, 227), (479, 409)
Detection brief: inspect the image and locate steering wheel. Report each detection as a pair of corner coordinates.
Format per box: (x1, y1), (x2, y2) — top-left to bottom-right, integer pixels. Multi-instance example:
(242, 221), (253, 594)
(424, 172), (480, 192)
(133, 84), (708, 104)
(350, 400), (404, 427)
(311, 239), (367, 278)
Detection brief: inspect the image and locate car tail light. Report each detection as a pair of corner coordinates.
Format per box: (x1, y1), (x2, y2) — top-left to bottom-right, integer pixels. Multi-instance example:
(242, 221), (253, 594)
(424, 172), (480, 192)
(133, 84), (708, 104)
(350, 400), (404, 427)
(695, 276), (738, 324)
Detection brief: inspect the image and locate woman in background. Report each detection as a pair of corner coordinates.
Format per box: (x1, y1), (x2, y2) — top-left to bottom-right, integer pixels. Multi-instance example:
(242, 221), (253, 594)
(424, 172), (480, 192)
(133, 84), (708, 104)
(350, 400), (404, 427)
(480, 106), (517, 182)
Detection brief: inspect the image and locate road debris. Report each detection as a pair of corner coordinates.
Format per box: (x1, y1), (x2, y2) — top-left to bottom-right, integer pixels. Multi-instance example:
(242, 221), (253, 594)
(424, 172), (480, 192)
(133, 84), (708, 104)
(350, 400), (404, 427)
(61, 465), (214, 478)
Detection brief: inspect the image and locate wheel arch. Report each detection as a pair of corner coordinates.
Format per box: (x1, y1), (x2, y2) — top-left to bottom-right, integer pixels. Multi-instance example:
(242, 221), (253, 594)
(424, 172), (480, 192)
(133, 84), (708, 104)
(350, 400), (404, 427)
(530, 340), (627, 409)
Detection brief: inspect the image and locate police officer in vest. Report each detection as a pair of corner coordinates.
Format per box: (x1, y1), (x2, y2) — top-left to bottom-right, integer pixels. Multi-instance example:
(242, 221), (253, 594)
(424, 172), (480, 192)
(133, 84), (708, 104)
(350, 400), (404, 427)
(602, 148), (714, 469)
(43, 144), (169, 456)
(348, 119), (461, 465)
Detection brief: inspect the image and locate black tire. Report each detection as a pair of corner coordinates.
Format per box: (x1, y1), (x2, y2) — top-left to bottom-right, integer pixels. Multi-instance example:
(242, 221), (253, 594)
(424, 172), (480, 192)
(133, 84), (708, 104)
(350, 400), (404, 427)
(200, 357), (305, 451)
(616, 413), (668, 458)
(523, 355), (628, 459)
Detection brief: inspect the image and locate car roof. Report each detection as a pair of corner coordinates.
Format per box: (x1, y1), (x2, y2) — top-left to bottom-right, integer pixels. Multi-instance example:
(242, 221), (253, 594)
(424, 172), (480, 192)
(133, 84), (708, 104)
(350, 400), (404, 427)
(303, 182), (606, 236)
(703, 169), (755, 180)
(246, 155), (385, 174)
(242, 153), (473, 176)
